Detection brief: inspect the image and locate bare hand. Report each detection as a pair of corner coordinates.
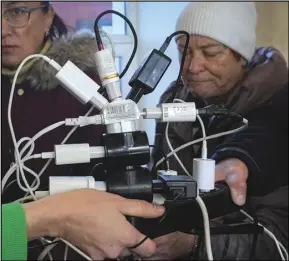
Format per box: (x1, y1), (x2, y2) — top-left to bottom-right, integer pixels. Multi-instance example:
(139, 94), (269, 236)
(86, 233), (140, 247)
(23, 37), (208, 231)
(128, 158), (247, 260)
(215, 158), (248, 206)
(141, 232), (195, 260)
(23, 189), (165, 260)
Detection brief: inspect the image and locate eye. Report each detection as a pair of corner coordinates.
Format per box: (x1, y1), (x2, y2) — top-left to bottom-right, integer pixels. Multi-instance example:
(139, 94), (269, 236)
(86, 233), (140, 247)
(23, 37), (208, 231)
(203, 51), (219, 57)
(203, 46), (226, 58)
(9, 7), (28, 17)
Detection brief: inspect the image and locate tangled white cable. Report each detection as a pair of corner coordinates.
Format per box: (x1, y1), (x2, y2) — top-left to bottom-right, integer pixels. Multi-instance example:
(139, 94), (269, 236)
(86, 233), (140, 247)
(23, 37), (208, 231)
(7, 54), (62, 199)
(6, 54), (94, 261)
(241, 210), (288, 261)
(2, 121), (65, 193)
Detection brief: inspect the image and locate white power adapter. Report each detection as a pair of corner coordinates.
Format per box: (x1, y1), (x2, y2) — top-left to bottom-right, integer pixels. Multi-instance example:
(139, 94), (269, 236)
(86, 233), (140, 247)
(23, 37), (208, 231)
(35, 176), (107, 198)
(193, 158), (215, 192)
(55, 60), (108, 110)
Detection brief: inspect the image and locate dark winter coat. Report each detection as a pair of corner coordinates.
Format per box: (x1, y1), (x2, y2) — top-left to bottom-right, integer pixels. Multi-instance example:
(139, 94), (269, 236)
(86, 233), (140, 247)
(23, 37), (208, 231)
(152, 47), (288, 260)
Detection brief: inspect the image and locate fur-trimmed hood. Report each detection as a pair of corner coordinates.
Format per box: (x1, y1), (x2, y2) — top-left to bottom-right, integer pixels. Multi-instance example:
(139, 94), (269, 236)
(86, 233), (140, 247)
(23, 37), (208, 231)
(27, 30), (104, 90)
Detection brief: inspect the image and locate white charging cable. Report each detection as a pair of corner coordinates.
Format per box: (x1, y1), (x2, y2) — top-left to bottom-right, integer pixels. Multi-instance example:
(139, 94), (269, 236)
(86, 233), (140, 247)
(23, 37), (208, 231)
(165, 121), (191, 177)
(6, 54), (61, 260)
(37, 238), (92, 261)
(64, 245), (69, 261)
(164, 99), (213, 260)
(161, 99), (286, 260)
(8, 54), (61, 200)
(241, 210), (288, 261)
(24, 105), (94, 198)
(37, 241), (58, 261)
(3, 121), (65, 192)
(12, 195), (92, 261)
(156, 120), (248, 168)
(7, 54), (96, 261)
(2, 108), (96, 194)
(173, 99), (207, 159)
(165, 121), (213, 260)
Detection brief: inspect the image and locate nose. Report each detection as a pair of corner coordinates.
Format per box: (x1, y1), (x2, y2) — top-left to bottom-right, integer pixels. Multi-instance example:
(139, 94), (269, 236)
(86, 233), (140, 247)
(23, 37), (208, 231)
(2, 16), (12, 38)
(188, 55), (206, 74)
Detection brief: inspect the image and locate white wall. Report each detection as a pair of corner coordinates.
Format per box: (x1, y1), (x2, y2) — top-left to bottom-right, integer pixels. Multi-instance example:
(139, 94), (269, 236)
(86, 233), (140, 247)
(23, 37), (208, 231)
(136, 2), (189, 145)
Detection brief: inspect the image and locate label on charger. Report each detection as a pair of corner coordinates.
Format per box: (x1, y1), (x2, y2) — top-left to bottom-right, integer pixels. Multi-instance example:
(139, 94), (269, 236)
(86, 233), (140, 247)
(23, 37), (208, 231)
(161, 103), (196, 122)
(107, 104), (135, 118)
(103, 100), (139, 123)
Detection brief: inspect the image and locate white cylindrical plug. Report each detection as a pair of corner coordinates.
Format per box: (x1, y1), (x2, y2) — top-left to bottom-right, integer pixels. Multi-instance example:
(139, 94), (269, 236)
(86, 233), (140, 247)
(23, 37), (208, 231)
(55, 60), (108, 110)
(94, 49), (119, 85)
(161, 102), (197, 122)
(54, 144), (105, 165)
(193, 158), (215, 192)
(142, 107), (162, 120)
(94, 49), (122, 100)
(49, 176), (107, 195)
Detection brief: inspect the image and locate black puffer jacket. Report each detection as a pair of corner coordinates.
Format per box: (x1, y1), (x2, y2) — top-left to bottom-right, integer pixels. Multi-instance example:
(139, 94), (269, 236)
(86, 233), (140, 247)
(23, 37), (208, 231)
(199, 185), (288, 260)
(152, 47), (288, 260)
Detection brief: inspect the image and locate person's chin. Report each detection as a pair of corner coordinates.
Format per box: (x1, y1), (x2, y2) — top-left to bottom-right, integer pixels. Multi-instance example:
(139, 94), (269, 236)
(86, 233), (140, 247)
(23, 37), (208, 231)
(186, 82), (214, 99)
(2, 56), (22, 69)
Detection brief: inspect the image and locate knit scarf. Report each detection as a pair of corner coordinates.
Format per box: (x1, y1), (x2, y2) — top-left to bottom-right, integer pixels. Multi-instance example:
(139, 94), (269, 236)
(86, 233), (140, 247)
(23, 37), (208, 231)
(2, 40), (52, 84)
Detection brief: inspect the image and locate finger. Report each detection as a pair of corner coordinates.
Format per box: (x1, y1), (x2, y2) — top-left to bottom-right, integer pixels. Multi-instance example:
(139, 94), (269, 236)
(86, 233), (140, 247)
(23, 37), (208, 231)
(215, 168), (226, 182)
(119, 199), (165, 218)
(153, 234), (170, 244)
(86, 246), (106, 260)
(120, 220), (157, 258)
(152, 232), (177, 245)
(226, 173), (247, 206)
(131, 233), (157, 258)
(119, 248), (132, 257)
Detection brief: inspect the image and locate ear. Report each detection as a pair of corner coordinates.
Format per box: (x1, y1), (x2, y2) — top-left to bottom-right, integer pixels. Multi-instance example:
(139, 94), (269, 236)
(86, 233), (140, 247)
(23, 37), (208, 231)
(44, 6), (54, 34)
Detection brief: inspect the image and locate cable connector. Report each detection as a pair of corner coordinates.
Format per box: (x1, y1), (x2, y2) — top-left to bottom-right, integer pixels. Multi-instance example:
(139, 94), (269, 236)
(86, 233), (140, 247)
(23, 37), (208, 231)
(159, 37), (171, 53)
(198, 104), (243, 121)
(65, 115), (102, 127)
(41, 152), (55, 159)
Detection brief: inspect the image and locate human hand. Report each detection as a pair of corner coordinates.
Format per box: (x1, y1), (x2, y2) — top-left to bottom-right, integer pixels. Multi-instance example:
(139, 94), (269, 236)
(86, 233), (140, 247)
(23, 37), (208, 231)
(139, 232), (195, 260)
(215, 158), (248, 206)
(23, 189), (165, 260)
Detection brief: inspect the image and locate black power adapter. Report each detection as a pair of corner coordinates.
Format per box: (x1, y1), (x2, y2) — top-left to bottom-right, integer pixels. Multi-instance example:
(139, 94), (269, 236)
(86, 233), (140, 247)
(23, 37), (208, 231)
(158, 174), (198, 199)
(126, 49), (172, 103)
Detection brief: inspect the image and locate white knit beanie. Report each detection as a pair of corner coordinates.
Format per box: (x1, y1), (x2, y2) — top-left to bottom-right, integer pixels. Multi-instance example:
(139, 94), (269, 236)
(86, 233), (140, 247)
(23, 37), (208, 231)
(175, 2), (257, 62)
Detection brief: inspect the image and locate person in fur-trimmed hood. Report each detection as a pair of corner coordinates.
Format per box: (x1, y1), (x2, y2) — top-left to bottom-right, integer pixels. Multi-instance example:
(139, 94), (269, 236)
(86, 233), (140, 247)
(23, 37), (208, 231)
(2, 2), (165, 261)
(2, 2), (106, 202)
(147, 2), (288, 260)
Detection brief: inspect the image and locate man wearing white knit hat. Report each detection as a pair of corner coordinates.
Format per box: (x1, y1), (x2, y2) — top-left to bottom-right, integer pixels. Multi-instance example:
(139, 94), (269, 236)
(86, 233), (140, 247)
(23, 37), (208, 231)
(148, 2), (288, 260)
